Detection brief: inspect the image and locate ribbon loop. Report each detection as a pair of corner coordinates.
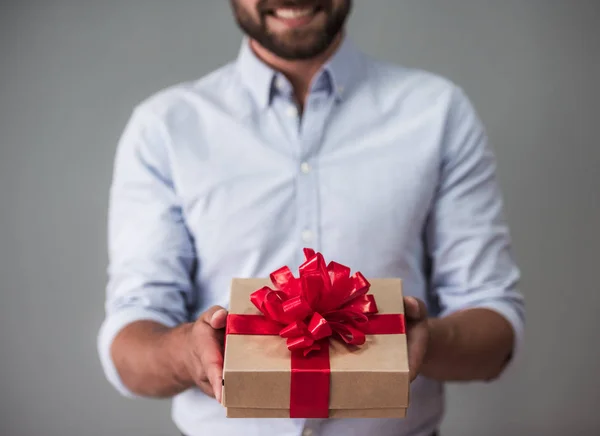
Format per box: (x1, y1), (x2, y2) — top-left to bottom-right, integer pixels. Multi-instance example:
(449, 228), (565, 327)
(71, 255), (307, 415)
(287, 335), (315, 351)
(308, 312), (332, 341)
(281, 295), (312, 323)
(280, 321), (308, 339)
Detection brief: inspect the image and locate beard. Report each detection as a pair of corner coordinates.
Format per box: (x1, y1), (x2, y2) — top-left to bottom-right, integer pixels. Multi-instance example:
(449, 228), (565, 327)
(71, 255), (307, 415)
(231, 0), (352, 60)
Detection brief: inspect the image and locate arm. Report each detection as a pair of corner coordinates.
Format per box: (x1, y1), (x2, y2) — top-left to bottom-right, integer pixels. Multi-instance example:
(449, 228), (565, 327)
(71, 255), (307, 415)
(110, 320), (192, 398)
(414, 87), (525, 382)
(97, 107), (225, 401)
(110, 308), (227, 401)
(422, 306), (515, 381)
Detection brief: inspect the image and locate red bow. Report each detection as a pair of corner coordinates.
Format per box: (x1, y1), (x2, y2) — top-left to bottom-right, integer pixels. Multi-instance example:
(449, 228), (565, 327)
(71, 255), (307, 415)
(249, 248), (378, 356)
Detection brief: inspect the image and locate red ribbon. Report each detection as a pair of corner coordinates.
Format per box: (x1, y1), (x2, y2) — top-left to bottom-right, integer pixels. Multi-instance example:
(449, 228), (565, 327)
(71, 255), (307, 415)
(226, 249), (405, 418)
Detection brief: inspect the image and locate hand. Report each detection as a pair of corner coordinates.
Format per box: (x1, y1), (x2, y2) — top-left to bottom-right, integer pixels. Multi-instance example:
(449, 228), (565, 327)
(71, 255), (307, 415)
(403, 296), (430, 382)
(182, 305), (229, 403)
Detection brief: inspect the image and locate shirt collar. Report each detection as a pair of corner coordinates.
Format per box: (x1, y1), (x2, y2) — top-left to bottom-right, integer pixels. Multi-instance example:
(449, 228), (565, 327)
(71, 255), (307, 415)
(321, 34), (364, 101)
(236, 34), (365, 108)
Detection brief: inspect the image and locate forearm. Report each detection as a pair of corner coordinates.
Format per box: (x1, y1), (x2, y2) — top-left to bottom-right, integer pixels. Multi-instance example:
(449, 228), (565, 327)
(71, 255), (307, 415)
(111, 320), (194, 398)
(420, 308), (515, 382)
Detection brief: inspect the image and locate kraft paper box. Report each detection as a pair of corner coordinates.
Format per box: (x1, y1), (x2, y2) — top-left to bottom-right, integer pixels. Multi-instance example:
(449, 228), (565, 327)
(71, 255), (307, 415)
(221, 252), (410, 419)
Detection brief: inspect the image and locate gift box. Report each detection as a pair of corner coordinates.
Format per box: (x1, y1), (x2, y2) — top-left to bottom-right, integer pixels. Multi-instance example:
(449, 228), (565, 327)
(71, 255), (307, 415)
(221, 249), (410, 418)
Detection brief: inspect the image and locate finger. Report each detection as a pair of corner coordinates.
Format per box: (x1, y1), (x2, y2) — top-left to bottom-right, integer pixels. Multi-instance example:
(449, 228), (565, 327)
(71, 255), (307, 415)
(209, 308), (229, 330)
(201, 305), (227, 326)
(199, 337), (225, 403)
(198, 379), (214, 398)
(407, 323), (429, 382)
(404, 296), (427, 321)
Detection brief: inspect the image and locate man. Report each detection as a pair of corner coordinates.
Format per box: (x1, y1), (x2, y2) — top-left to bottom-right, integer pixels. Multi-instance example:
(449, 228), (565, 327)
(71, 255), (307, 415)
(98, 1), (525, 435)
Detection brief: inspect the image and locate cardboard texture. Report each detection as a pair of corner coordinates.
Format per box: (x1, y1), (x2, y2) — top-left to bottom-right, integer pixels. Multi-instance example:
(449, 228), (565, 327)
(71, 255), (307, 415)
(222, 278), (409, 418)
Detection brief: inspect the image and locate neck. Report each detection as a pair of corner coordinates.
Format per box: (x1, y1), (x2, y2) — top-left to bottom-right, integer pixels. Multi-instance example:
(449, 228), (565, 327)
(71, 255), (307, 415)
(249, 32), (344, 108)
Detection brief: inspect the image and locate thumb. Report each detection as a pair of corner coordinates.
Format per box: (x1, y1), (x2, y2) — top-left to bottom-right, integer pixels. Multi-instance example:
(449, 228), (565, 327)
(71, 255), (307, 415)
(210, 308), (228, 330)
(202, 305), (229, 329)
(404, 296), (428, 322)
(407, 323), (428, 382)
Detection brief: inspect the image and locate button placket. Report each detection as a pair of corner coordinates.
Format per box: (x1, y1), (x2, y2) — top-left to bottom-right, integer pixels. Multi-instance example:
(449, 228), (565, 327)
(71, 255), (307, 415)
(295, 88), (336, 254)
(295, 104), (331, 253)
(296, 161), (318, 249)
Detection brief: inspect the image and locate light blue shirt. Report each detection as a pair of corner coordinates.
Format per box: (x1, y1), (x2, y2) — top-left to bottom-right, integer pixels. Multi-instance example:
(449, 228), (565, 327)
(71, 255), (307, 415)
(98, 36), (525, 436)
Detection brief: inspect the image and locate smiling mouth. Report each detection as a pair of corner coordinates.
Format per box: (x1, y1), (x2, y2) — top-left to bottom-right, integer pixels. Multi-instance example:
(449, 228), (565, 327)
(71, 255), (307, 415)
(265, 5), (323, 25)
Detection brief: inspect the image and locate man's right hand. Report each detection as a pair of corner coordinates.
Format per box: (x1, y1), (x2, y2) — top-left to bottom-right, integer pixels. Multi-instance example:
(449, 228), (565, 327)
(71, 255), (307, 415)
(111, 306), (229, 401)
(180, 306), (228, 403)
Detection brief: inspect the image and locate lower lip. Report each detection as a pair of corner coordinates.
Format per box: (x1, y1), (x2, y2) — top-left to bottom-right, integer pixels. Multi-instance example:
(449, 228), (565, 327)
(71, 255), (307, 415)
(269, 11), (319, 28)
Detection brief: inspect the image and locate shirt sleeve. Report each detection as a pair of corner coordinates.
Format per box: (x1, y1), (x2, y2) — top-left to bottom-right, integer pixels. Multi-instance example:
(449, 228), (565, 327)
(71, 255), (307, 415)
(97, 107), (197, 397)
(425, 86), (526, 375)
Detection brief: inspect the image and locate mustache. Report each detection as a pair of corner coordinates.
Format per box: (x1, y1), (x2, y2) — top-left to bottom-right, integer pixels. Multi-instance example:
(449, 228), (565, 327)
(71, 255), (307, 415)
(257, 0), (330, 12)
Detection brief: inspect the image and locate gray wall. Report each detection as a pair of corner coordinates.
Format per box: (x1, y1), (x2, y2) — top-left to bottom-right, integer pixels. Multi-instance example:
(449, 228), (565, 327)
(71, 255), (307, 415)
(1, 1), (599, 435)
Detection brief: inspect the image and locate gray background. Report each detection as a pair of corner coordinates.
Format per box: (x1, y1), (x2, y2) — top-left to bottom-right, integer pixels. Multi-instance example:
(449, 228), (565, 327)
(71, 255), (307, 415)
(1, 1), (599, 435)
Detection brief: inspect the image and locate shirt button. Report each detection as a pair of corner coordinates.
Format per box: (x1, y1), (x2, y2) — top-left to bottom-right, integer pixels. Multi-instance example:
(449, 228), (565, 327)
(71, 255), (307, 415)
(286, 106), (298, 118)
(300, 162), (311, 174)
(302, 230), (313, 244)
(276, 76), (286, 91)
(302, 429), (314, 436)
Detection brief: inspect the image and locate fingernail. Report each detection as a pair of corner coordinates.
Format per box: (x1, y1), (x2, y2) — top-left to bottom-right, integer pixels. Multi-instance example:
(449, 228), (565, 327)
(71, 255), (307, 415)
(211, 310), (223, 323)
(408, 297), (419, 315)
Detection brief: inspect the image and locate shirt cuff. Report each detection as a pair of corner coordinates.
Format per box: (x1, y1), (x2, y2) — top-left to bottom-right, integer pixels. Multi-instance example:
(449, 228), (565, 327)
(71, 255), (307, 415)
(97, 307), (179, 398)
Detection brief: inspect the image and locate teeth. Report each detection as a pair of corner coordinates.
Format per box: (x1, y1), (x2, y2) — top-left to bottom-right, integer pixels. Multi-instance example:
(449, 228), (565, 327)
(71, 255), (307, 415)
(274, 7), (314, 19)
